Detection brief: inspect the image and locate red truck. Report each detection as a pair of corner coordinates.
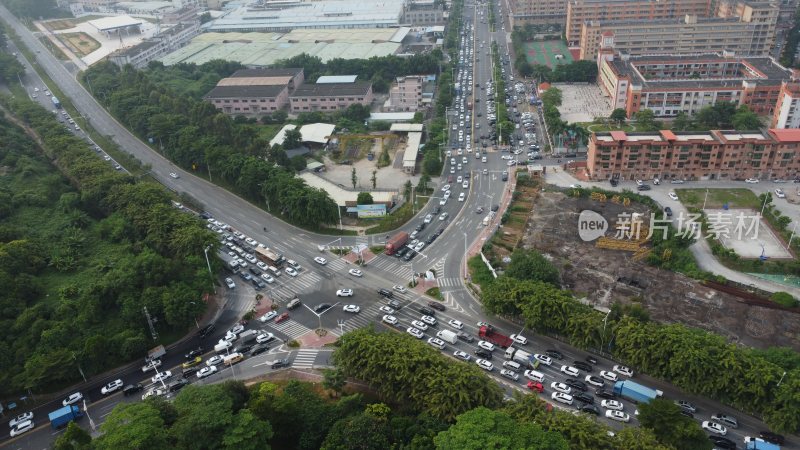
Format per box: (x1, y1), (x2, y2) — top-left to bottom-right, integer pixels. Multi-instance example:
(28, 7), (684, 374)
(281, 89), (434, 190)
(478, 325), (513, 348)
(385, 231), (409, 255)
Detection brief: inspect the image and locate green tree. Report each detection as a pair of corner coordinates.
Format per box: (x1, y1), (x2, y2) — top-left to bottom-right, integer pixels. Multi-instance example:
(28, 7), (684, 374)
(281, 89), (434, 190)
(732, 106), (762, 129)
(283, 128), (303, 149)
(434, 407), (569, 450)
(171, 385), (235, 450)
(371, 170), (377, 189)
(94, 402), (170, 450)
(609, 108), (627, 126)
(323, 368), (347, 397)
(505, 249), (560, 285)
(771, 291), (798, 308)
(633, 109), (660, 131)
(321, 412), (391, 450)
(290, 155), (307, 172)
(222, 409), (274, 450)
(403, 180), (413, 202)
(417, 174), (431, 194)
(52, 422), (92, 450)
(356, 192), (374, 205)
(351, 167), (358, 189)
(637, 399), (712, 450)
(272, 110), (288, 123)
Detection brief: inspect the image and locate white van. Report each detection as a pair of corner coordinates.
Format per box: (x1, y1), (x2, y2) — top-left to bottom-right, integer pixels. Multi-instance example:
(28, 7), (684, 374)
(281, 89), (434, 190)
(214, 341), (232, 353)
(482, 216), (490, 226)
(223, 352), (244, 366)
(524, 369), (545, 382)
(267, 266), (281, 277)
(502, 360), (521, 371)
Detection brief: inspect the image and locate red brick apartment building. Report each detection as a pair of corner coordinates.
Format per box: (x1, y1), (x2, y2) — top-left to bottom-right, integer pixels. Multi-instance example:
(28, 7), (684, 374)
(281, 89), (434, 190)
(588, 129), (800, 181)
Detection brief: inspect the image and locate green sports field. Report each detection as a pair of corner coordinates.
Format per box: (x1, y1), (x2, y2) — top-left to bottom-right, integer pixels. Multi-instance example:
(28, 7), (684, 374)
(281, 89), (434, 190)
(523, 40), (573, 67)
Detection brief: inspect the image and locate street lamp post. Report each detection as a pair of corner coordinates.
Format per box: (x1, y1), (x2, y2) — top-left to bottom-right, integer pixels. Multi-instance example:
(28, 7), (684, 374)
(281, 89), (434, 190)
(72, 352), (87, 383)
(600, 309), (611, 352)
(203, 245), (217, 294)
(463, 232), (468, 279)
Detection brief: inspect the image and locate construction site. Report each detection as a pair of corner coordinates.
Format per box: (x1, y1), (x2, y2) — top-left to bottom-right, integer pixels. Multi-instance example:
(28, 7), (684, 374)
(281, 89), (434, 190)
(522, 188), (800, 351)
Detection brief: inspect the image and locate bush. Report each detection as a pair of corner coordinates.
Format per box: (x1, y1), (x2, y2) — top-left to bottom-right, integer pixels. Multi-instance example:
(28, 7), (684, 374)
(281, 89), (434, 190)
(771, 291), (799, 308)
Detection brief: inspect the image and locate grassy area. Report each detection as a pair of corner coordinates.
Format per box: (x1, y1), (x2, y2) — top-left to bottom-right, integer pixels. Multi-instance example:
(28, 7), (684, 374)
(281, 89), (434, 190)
(44, 15), (104, 30)
(37, 35), (68, 60)
(582, 122), (641, 133)
(364, 196), (427, 234)
(676, 188), (761, 210)
(61, 32), (100, 57)
(256, 124), (283, 143)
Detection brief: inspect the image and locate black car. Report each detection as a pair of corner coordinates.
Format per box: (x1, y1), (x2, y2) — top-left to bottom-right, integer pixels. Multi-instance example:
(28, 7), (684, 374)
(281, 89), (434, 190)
(425, 235), (436, 244)
(708, 436), (736, 449)
(416, 222), (426, 231)
(251, 278), (265, 290)
(610, 178), (618, 187)
(182, 366), (200, 377)
(272, 358), (290, 369)
(577, 403), (599, 415)
(123, 384), (144, 396)
(545, 349), (564, 360)
(432, 206), (440, 215)
(419, 307), (435, 316)
(475, 349), (493, 360)
(573, 361), (593, 372)
(664, 206), (673, 217)
(233, 344), (252, 354)
(388, 299), (402, 310)
(436, 228), (445, 236)
(168, 378), (190, 392)
(759, 431), (786, 445)
(637, 184), (651, 191)
(585, 355), (598, 365)
(679, 410), (694, 419)
(249, 343), (270, 356)
(314, 303), (332, 313)
(395, 246), (410, 258)
(377, 288), (394, 298)
(595, 389), (617, 399)
(565, 379), (587, 391)
(249, 267), (261, 276)
(491, 204), (500, 212)
(573, 392), (594, 404)
(185, 347), (204, 359)
(403, 250), (417, 261)
(197, 323), (216, 339)
(428, 301), (446, 312)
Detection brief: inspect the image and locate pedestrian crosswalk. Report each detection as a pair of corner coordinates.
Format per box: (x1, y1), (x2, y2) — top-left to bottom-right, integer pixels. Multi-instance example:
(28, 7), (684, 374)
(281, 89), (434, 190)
(430, 256), (447, 276)
(339, 304), (385, 333)
(370, 255), (415, 280)
(270, 271), (323, 300)
(271, 319), (312, 339)
(292, 349), (319, 369)
(437, 277), (462, 288)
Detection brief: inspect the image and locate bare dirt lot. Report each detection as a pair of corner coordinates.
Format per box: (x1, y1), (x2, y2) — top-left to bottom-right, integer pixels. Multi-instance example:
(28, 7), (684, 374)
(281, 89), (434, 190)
(523, 190), (800, 351)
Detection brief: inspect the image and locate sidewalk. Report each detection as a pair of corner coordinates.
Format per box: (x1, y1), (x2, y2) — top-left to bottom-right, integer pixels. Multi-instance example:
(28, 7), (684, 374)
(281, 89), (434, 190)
(542, 167), (800, 297)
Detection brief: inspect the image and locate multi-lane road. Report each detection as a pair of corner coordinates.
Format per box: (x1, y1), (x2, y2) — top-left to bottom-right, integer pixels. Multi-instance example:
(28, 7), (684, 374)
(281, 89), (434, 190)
(0, 1), (791, 448)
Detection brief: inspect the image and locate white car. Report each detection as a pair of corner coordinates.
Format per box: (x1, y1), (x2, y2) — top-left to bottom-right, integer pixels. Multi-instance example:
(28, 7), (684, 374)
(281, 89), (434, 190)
(599, 370), (618, 382)
(458, 192), (466, 202)
(407, 327), (424, 339)
(414, 242), (425, 252)
(151, 371), (173, 384)
(585, 375), (604, 387)
(701, 421), (727, 435)
(260, 273), (275, 284)
(348, 268), (363, 277)
(197, 366), (218, 379)
(421, 315), (437, 326)
(551, 382), (571, 394)
(745, 178), (760, 183)
(605, 410), (630, 423)
(475, 359), (494, 371)
(382, 315), (398, 325)
(343, 304), (360, 313)
(314, 256), (327, 265)
(206, 355), (223, 366)
(62, 392), (83, 406)
(453, 350), (471, 361)
(9, 420), (34, 437)
(229, 324), (244, 335)
(411, 320), (429, 331)
(245, 237), (258, 246)
(427, 337), (446, 349)
(601, 399), (623, 411)
(256, 332), (275, 344)
(561, 365), (580, 377)
(256, 261), (269, 270)
(668, 192), (679, 201)
(457, 176), (463, 183)
(244, 254), (257, 264)
(441, 184), (451, 192)
(613, 365), (634, 377)
(9, 412), (33, 429)
(440, 197), (448, 205)
(101, 379), (124, 395)
(510, 334), (528, 345)
(379, 305), (395, 315)
(169, 172), (179, 179)
(393, 285), (407, 293)
(142, 359), (162, 373)
(285, 267), (298, 277)
(775, 188), (786, 198)
(551, 392), (573, 405)
(448, 319), (464, 329)
(500, 369), (519, 381)
(477, 340), (495, 351)
(533, 354), (552, 366)
(225, 278), (236, 289)
(463, 181), (469, 189)
(259, 311), (277, 322)
(439, 212), (449, 221)
(423, 214), (433, 224)
(336, 289), (354, 297)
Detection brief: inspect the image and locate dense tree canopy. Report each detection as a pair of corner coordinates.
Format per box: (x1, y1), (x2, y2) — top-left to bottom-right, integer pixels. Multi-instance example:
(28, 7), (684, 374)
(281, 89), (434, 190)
(434, 407), (568, 450)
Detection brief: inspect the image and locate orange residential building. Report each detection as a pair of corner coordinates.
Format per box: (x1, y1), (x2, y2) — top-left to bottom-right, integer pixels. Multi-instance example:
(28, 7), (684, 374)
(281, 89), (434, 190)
(587, 128), (800, 181)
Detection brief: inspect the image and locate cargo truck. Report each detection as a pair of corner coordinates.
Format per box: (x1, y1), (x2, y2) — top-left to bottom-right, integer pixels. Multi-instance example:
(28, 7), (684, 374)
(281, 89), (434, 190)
(612, 380), (663, 403)
(436, 329), (459, 345)
(147, 344), (166, 361)
(48, 405), (83, 429)
(478, 325), (513, 348)
(384, 232), (409, 255)
(238, 330), (258, 345)
(504, 347), (538, 368)
(746, 440), (780, 450)
(255, 247), (285, 267)
(51, 96), (61, 108)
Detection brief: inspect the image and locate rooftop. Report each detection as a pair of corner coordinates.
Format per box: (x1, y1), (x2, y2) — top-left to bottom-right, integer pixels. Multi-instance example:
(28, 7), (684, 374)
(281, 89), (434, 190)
(87, 15), (143, 31)
(768, 128), (800, 142)
(269, 123), (336, 146)
(291, 81), (372, 97)
(218, 76), (293, 86)
(403, 132), (422, 166)
(204, 84), (287, 99)
(317, 75), (358, 84)
(230, 68), (303, 78)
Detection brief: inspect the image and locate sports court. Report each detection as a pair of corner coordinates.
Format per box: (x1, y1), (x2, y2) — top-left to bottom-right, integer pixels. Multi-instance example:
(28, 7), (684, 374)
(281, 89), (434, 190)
(704, 208), (792, 259)
(522, 40), (573, 68)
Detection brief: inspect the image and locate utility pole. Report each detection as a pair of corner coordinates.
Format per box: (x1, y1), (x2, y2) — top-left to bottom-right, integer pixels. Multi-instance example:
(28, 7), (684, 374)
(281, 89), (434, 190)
(143, 306), (158, 340)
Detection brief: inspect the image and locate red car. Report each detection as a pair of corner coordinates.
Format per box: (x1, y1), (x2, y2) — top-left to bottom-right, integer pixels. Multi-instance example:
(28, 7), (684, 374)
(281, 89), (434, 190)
(527, 381), (544, 393)
(275, 312), (290, 324)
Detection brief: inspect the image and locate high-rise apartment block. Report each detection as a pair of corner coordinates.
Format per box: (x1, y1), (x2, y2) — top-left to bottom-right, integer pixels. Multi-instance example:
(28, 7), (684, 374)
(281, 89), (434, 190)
(509, 0), (567, 26)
